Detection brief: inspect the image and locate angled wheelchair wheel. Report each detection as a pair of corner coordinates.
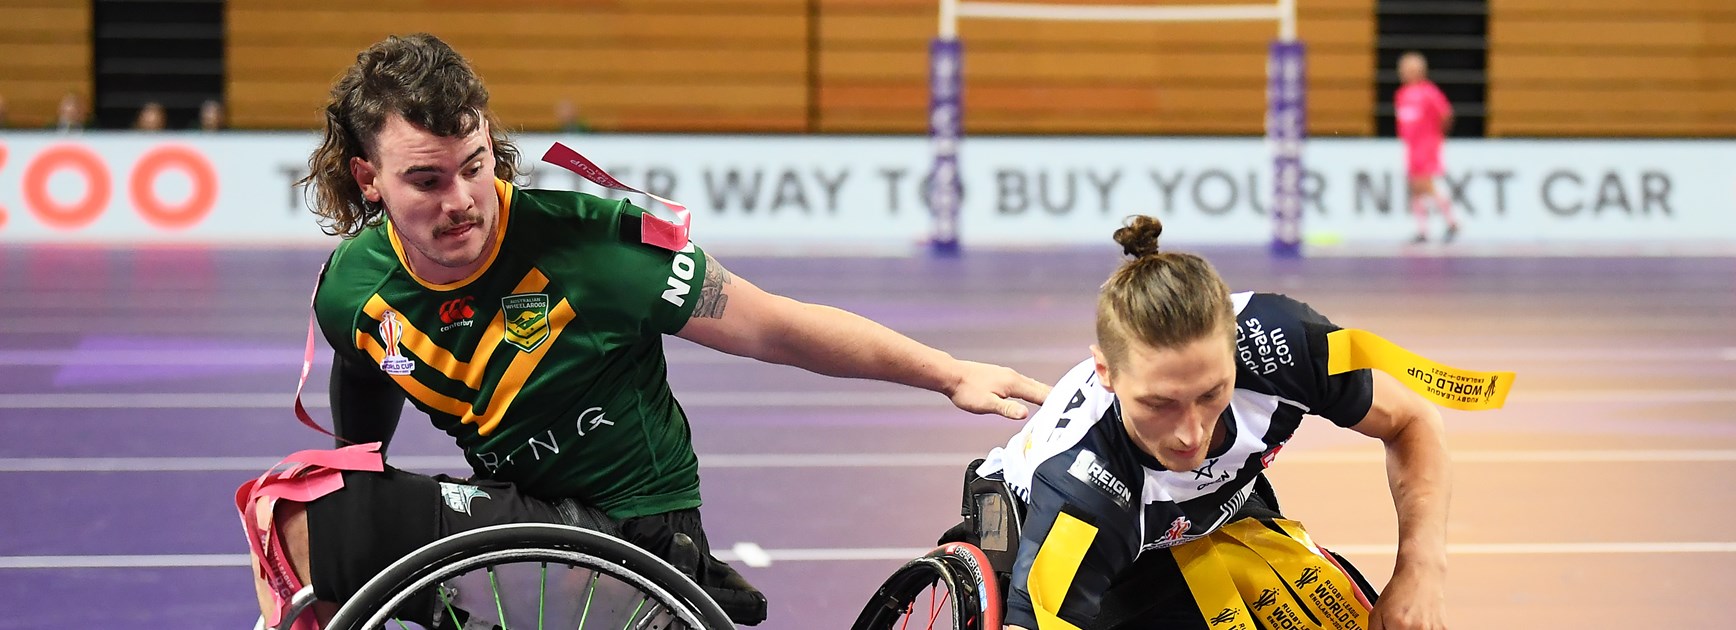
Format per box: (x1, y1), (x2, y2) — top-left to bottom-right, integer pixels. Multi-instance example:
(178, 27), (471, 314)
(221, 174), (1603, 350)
(324, 523), (734, 630)
(852, 543), (1001, 630)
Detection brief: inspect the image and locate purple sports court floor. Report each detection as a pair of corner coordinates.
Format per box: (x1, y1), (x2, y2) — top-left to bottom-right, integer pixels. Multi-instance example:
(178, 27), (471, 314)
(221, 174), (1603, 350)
(2, 244), (1734, 628)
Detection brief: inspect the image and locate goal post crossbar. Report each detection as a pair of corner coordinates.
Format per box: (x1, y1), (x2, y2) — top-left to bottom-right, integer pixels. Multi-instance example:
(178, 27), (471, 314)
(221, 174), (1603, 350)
(940, 0), (1297, 40)
(929, 0), (1306, 257)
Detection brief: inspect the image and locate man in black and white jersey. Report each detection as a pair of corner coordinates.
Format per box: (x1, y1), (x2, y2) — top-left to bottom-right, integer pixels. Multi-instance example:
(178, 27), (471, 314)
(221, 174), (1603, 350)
(987, 216), (1451, 630)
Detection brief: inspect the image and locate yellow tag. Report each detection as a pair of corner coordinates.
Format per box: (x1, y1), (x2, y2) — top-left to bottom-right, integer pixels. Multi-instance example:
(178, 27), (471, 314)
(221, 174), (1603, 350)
(1171, 537), (1258, 630)
(1217, 519), (1372, 630)
(1326, 329), (1515, 411)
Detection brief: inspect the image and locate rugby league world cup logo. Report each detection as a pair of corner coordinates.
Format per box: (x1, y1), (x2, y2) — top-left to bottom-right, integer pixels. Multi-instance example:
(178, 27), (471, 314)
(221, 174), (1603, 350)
(378, 311), (416, 375)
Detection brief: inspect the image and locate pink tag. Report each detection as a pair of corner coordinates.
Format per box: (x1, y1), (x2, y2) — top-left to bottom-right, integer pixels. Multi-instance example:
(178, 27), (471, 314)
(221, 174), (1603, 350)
(540, 143), (691, 251)
(292, 264), (342, 441)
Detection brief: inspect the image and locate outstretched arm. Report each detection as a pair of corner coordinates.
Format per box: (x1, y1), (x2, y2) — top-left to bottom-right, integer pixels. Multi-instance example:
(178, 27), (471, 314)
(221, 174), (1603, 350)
(329, 351), (406, 454)
(1351, 371), (1452, 630)
(674, 253), (1050, 419)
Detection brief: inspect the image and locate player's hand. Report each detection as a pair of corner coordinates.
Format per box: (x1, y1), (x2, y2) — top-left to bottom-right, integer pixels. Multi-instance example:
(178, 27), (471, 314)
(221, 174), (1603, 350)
(947, 360), (1051, 420)
(1368, 564), (1447, 630)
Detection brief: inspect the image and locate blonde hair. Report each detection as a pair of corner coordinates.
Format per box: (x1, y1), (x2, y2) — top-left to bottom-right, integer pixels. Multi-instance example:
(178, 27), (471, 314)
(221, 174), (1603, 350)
(300, 33), (521, 237)
(1096, 215), (1235, 367)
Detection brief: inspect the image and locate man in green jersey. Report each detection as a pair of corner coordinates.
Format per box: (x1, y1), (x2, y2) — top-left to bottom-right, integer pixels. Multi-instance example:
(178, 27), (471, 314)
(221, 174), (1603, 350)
(240, 33), (1052, 628)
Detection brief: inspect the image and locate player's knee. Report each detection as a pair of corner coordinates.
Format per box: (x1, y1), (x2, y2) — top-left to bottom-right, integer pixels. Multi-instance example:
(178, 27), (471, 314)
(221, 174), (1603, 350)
(251, 498), (312, 569)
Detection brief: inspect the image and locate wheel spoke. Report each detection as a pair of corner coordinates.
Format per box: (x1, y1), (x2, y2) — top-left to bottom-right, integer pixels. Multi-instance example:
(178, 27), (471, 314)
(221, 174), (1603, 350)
(538, 562), (548, 630)
(489, 566), (510, 629)
(577, 571), (599, 630)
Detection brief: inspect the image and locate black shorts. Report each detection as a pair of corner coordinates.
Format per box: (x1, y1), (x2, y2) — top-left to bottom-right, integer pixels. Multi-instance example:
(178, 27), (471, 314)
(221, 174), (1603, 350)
(304, 466), (764, 624)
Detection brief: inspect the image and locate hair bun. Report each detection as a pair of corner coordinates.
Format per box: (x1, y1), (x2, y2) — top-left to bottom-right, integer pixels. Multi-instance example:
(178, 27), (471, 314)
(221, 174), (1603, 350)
(1113, 215), (1164, 258)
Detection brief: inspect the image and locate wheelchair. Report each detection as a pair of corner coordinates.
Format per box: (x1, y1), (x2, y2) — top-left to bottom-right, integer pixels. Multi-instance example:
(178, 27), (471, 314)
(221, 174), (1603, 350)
(852, 459), (1023, 630)
(850, 460), (1323, 630)
(265, 523), (735, 630)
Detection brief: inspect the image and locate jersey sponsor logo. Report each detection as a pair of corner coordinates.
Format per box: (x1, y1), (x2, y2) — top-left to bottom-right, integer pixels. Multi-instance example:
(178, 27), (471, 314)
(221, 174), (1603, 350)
(438, 482), (490, 516)
(438, 296), (476, 332)
(1067, 449), (1132, 508)
(501, 293), (551, 352)
(1236, 316), (1295, 376)
(1192, 457), (1234, 491)
(377, 311), (416, 375)
(473, 406), (618, 475)
(1164, 515), (1193, 541)
(660, 243), (699, 307)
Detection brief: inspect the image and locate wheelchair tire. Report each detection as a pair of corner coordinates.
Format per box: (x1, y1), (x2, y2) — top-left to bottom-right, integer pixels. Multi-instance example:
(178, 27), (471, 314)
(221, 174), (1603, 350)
(851, 543), (1001, 630)
(324, 523), (734, 630)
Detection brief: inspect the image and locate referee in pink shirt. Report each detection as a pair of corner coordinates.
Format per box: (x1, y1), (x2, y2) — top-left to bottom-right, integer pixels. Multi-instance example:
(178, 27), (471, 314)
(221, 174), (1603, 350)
(1395, 51), (1459, 243)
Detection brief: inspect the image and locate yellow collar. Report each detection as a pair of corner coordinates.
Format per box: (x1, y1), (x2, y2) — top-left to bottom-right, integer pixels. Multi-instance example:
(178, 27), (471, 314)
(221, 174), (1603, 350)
(387, 178), (513, 292)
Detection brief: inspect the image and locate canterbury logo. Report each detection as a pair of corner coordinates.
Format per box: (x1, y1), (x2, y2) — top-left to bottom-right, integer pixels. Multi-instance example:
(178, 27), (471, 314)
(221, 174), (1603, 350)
(439, 296), (476, 325)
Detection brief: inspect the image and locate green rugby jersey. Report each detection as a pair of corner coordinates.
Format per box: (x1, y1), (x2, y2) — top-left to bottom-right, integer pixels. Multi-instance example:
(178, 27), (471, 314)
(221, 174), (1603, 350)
(314, 179), (709, 520)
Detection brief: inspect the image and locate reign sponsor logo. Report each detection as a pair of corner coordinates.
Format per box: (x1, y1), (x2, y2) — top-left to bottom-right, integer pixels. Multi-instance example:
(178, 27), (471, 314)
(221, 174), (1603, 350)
(1067, 450), (1132, 508)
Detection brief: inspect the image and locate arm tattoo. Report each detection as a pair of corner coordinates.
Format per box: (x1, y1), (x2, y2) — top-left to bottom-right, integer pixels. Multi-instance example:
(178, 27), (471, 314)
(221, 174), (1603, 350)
(689, 253), (732, 319)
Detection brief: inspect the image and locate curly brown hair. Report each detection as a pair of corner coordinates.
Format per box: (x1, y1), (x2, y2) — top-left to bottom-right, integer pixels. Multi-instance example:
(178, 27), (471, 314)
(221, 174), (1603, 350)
(300, 33), (521, 238)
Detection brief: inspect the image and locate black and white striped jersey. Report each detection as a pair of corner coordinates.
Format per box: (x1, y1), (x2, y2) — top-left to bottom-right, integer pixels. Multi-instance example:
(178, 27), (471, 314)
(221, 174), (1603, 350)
(982, 292), (1375, 630)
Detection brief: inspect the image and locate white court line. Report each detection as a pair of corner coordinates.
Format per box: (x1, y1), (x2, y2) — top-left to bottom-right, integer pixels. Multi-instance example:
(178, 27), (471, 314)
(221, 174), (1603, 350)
(0, 350), (292, 366)
(4, 388), (1736, 410)
(4, 450), (1736, 472)
(0, 554), (251, 569)
(5, 541), (1736, 569)
(730, 542), (773, 569)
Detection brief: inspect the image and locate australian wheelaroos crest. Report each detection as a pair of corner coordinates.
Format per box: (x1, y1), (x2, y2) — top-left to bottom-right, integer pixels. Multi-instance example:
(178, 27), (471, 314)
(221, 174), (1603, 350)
(502, 293), (551, 352)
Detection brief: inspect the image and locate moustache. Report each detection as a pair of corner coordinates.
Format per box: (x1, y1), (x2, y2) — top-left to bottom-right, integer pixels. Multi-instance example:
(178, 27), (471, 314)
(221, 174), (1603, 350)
(434, 215), (483, 236)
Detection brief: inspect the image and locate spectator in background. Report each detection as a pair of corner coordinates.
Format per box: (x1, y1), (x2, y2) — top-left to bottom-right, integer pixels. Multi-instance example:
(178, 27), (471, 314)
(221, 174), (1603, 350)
(1395, 51), (1458, 244)
(136, 101), (167, 131)
(56, 92), (86, 133)
(197, 99), (225, 131)
(554, 98), (590, 133)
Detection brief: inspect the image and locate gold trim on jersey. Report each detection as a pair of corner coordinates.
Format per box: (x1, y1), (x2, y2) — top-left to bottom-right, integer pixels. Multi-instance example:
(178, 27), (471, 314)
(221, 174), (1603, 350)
(360, 269), (549, 390)
(354, 267), (572, 436)
(388, 178), (515, 292)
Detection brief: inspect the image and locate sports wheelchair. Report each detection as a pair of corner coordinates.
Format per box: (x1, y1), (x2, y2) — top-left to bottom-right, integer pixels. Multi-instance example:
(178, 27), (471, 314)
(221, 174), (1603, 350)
(850, 460), (1304, 630)
(851, 459), (1024, 630)
(265, 523), (735, 630)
